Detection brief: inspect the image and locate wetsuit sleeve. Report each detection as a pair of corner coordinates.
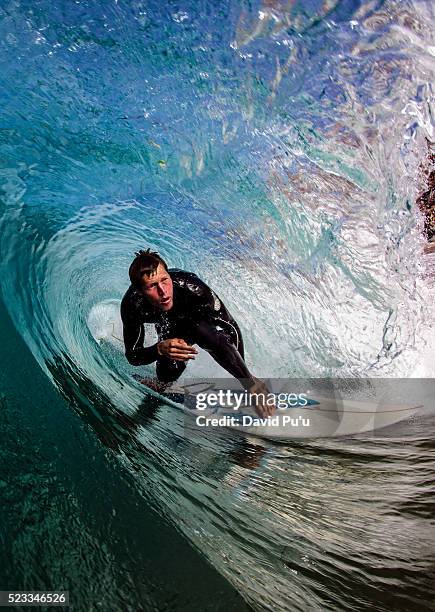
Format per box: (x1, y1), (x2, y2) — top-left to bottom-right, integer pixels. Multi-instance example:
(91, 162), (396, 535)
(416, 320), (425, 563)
(121, 302), (159, 366)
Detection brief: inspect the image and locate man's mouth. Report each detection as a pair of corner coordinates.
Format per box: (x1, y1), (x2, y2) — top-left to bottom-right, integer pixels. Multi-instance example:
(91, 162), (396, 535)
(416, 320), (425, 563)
(160, 297), (171, 306)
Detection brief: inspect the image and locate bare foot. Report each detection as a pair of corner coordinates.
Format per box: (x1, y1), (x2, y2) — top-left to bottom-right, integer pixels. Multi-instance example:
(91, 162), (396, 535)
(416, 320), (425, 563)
(248, 377), (276, 417)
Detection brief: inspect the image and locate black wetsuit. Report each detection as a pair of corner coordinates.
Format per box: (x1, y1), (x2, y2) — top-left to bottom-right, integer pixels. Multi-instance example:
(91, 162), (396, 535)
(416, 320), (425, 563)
(120, 269), (253, 385)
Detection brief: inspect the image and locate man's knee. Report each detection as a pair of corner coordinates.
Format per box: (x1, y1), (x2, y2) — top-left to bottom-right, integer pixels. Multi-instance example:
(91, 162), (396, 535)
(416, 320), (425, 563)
(156, 358), (186, 383)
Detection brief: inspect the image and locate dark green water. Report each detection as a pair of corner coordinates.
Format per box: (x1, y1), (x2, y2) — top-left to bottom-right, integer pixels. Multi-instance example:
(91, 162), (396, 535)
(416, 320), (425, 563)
(0, 298), (250, 611)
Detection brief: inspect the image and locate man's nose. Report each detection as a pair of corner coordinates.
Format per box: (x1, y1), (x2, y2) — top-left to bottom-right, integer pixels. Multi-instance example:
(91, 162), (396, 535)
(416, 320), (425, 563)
(157, 283), (165, 296)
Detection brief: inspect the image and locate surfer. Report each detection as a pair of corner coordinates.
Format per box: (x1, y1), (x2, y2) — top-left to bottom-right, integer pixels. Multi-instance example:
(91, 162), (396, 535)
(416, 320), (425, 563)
(121, 249), (274, 417)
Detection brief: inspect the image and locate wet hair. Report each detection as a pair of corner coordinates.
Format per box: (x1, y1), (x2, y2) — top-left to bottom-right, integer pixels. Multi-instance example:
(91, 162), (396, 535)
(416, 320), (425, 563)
(129, 249), (168, 287)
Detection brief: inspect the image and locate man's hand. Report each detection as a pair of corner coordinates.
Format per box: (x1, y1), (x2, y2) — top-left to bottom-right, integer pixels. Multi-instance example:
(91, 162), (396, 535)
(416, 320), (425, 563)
(157, 338), (198, 361)
(248, 376), (276, 418)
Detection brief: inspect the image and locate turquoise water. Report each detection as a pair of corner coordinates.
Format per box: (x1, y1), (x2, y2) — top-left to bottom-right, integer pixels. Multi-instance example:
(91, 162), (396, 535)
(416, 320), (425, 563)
(1, 0), (435, 610)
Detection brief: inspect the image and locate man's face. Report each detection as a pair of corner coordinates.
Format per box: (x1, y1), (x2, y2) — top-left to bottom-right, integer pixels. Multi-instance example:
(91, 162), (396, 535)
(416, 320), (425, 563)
(141, 264), (174, 311)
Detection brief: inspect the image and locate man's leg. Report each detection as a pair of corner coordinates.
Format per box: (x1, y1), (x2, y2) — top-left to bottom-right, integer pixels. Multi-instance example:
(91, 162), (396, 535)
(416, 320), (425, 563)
(192, 319), (253, 387)
(178, 319), (272, 416)
(156, 356), (187, 383)
(229, 318), (245, 360)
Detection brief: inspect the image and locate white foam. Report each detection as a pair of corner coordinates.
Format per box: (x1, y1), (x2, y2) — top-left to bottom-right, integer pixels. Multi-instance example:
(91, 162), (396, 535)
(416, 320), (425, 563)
(87, 299), (125, 350)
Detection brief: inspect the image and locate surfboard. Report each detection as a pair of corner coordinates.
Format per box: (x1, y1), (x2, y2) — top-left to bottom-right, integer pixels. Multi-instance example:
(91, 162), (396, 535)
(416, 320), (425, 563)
(89, 302), (423, 440)
(132, 376), (421, 440)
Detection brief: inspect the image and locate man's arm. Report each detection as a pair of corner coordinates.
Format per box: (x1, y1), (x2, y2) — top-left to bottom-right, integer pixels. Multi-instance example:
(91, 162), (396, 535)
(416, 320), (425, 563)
(123, 320), (197, 365)
(122, 319), (159, 366)
(120, 294), (159, 366)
